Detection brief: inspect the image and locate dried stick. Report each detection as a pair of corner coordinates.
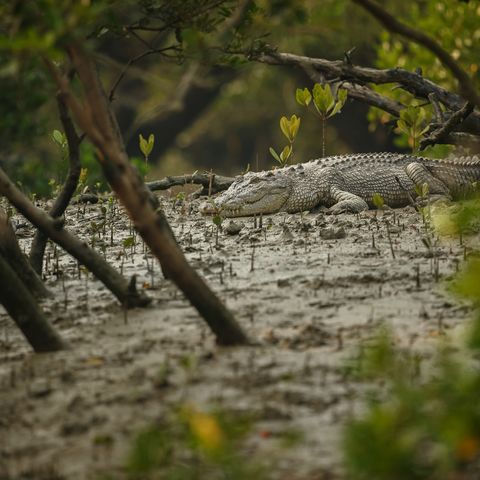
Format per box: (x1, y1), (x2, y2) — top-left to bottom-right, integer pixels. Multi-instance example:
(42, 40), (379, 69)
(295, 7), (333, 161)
(146, 173), (234, 194)
(420, 102), (474, 150)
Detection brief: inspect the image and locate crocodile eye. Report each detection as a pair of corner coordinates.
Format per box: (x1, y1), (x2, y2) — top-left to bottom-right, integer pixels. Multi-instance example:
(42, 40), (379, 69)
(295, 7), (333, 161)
(248, 176), (262, 184)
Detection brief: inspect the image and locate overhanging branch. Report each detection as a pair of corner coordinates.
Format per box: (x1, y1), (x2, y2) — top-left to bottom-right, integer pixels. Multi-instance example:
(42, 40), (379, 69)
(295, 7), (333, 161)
(255, 50), (480, 135)
(352, 0), (480, 109)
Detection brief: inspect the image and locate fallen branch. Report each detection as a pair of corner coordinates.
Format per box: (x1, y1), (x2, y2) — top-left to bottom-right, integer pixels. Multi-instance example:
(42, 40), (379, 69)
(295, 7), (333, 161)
(0, 254), (67, 352)
(0, 167), (151, 308)
(147, 172), (234, 194)
(0, 209), (50, 299)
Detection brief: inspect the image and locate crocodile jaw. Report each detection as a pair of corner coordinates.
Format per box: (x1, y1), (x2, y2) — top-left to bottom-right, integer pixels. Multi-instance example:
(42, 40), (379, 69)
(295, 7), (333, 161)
(216, 192), (289, 217)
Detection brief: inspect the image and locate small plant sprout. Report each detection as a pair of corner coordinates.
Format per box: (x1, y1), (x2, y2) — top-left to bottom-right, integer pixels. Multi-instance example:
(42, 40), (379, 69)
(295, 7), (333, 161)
(139, 133), (155, 173)
(372, 193), (385, 210)
(296, 83), (348, 157)
(396, 105), (431, 154)
(269, 114), (301, 167)
(212, 212), (223, 247)
(77, 167), (89, 195)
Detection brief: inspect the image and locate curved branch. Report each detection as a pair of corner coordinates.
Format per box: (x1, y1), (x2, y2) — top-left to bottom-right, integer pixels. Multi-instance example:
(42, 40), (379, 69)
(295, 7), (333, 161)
(302, 64), (404, 117)
(0, 167), (151, 308)
(0, 253), (67, 352)
(352, 0), (480, 108)
(255, 50), (480, 135)
(420, 102), (475, 150)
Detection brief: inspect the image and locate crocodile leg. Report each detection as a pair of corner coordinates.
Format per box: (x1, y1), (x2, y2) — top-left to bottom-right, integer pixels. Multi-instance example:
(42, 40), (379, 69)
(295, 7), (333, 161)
(328, 186), (369, 213)
(406, 162), (452, 200)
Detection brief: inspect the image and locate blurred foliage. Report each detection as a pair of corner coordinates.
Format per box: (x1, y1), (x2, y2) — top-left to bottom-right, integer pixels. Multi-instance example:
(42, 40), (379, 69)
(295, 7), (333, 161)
(344, 194), (480, 480)
(396, 105), (431, 154)
(127, 405), (272, 480)
(368, 0), (480, 144)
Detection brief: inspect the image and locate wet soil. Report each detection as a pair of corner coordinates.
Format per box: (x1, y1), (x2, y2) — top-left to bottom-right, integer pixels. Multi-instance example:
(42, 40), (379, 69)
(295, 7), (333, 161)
(0, 193), (473, 479)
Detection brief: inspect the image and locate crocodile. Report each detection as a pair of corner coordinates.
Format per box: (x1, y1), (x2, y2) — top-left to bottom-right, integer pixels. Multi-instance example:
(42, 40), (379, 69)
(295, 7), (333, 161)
(203, 152), (480, 217)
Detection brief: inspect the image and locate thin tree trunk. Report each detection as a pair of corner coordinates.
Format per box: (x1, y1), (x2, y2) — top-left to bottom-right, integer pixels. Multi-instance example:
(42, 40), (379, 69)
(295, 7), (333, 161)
(30, 94), (82, 275)
(0, 254), (67, 352)
(0, 209), (50, 299)
(46, 46), (249, 345)
(0, 168), (151, 308)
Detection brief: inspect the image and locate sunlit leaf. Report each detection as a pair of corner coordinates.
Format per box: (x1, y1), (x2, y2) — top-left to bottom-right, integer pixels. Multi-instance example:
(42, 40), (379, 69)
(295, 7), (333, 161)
(269, 147), (282, 164)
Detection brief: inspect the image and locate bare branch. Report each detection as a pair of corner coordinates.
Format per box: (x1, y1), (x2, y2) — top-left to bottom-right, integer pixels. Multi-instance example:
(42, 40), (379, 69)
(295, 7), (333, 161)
(255, 50), (480, 135)
(352, 0), (480, 108)
(421, 102), (475, 150)
(147, 172), (234, 194)
(0, 167), (151, 308)
(109, 45), (180, 102)
(302, 64), (403, 117)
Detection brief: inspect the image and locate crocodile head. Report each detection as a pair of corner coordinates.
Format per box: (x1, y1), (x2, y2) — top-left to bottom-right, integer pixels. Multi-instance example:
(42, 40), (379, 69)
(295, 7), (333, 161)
(204, 170), (292, 217)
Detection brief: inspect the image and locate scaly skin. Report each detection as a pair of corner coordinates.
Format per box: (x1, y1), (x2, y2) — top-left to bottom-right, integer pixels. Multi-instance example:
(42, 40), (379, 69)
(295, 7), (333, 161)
(204, 153), (480, 217)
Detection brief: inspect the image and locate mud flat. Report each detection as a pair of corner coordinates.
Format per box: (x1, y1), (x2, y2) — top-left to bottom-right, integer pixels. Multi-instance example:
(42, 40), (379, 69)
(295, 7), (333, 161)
(0, 194), (472, 479)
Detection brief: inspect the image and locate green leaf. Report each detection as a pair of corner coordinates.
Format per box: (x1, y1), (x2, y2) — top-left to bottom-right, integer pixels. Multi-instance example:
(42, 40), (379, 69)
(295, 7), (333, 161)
(279, 145), (292, 164)
(52, 129), (64, 145)
(312, 83), (334, 116)
(139, 133), (154, 157)
(147, 133), (155, 154)
(295, 87), (311, 107)
(279, 116), (291, 141)
(269, 147), (282, 164)
(328, 88), (348, 118)
(396, 119), (410, 136)
(212, 214), (223, 227)
(289, 114), (301, 141)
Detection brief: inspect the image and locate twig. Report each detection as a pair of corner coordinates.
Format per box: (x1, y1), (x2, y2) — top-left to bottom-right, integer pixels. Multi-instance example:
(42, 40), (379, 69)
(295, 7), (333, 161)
(146, 172), (234, 194)
(428, 93), (444, 123)
(420, 102), (474, 150)
(109, 45), (180, 101)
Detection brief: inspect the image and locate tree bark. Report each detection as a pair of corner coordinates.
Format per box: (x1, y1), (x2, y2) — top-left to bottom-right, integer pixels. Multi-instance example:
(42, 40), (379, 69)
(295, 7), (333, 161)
(30, 94), (82, 276)
(0, 254), (67, 352)
(0, 209), (50, 299)
(0, 168), (151, 308)
(46, 46), (249, 345)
